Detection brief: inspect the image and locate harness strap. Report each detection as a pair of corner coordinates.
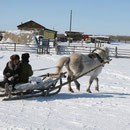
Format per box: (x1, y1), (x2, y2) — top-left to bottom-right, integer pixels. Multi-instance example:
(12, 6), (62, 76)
(88, 53), (104, 63)
(33, 66), (58, 71)
(94, 53), (104, 63)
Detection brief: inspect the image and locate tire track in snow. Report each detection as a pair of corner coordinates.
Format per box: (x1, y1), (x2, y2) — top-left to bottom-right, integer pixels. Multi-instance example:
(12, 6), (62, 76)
(41, 98), (54, 129)
(104, 70), (130, 80)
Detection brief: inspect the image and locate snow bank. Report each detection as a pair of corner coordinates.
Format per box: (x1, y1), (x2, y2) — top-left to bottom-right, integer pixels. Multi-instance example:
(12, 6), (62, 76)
(1, 30), (34, 44)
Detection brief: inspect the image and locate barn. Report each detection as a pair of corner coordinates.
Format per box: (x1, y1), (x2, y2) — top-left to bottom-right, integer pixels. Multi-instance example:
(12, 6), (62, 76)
(17, 20), (57, 40)
(65, 31), (83, 41)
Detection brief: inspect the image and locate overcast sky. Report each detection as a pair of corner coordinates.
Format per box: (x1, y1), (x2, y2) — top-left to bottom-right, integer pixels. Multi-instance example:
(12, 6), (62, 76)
(0, 0), (130, 35)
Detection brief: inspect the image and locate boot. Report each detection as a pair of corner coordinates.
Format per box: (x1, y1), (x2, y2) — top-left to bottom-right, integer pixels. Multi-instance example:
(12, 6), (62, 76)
(5, 83), (12, 98)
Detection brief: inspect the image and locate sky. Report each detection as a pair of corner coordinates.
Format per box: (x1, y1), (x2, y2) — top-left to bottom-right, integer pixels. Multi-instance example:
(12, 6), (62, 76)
(0, 0), (130, 36)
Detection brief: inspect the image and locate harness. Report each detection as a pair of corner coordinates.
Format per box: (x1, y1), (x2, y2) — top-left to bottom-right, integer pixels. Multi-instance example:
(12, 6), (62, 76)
(88, 53), (104, 63)
(94, 53), (104, 63)
(88, 48), (105, 63)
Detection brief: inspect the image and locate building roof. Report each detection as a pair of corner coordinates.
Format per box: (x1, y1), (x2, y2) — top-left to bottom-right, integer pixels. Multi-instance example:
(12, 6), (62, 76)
(57, 34), (66, 38)
(17, 20), (57, 33)
(65, 31), (83, 35)
(17, 20), (45, 29)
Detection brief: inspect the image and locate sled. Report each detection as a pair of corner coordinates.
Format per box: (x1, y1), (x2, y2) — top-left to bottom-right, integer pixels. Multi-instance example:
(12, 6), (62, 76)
(0, 72), (66, 101)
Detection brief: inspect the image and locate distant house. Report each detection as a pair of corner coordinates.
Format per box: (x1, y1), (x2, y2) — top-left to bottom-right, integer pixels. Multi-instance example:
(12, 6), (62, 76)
(65, 31), (83, 41)
(57, 34), (67, 42)
(17, 20), (57, 40)
(89, 35), (110, 44)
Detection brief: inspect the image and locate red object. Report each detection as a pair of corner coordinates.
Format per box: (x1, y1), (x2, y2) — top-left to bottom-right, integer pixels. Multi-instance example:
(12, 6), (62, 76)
(83, 35), (90, 41)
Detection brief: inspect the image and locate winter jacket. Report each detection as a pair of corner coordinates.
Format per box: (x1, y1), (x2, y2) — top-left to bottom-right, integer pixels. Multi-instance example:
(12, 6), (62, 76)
(19, 60), (33, 83)
(3, 61), (20, 79)
(3, 61), (20, 85)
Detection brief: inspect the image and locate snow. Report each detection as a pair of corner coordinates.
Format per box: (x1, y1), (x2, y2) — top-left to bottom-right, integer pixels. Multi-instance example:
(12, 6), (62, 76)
(5, 30), (33, 35)
(3, 38), (13, 43)
(0, 42), (130, 130)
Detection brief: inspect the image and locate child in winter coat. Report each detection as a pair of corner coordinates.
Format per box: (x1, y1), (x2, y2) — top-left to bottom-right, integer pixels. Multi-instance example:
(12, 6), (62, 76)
(3, 54), (20, 90)
(19, 53), (33, 83)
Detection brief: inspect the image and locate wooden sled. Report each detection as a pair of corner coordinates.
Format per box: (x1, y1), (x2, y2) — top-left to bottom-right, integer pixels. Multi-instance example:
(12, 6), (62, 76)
(0, 72), (66, 101)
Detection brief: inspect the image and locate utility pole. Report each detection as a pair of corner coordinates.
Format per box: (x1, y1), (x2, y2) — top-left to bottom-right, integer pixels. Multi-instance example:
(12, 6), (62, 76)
(69, 9), (72, 44)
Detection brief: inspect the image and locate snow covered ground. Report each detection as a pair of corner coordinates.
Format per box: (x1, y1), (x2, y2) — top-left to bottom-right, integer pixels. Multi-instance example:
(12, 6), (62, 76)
(0, 43), (130, 130)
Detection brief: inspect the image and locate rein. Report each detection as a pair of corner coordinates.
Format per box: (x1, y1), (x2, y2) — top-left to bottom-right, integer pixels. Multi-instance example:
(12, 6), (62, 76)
(33, 66), (58, 72)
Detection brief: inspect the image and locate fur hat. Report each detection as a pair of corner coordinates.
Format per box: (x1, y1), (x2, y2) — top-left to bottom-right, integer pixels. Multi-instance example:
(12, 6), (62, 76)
(10, 54), (20, 61)
(22, 53), (30, 62)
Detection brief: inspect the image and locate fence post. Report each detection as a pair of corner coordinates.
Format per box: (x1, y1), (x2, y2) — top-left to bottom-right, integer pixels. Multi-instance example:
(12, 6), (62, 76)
(95, 43), (96, 48)
(37, 48), (38, 54)
(90, 47), (91, 53)
(100, 42), (101, 47)
(73, 46), (75, 53)
(115, 47), (118, 58)
(14, 43), (16, 51)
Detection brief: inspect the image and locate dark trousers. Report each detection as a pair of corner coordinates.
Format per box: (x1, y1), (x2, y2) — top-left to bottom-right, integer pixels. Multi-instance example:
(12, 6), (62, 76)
(0, 81), (5, 88)
(1, 78), (19, 89)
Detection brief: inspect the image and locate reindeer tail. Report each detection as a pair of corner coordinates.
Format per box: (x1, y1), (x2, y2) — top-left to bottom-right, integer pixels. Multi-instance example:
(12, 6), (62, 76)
(56, 56), (70, 74)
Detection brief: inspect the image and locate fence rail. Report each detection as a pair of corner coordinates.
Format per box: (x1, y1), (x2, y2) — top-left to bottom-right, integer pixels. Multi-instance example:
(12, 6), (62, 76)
(0, 42), (37, 53)
(0, 42), (130, 58)
(109, 47), (130, 58)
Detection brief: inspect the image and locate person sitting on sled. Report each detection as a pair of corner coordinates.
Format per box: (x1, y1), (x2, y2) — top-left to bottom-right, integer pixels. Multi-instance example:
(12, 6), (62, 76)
(3, 54), (20, 90)
(19, 53), (33, 83)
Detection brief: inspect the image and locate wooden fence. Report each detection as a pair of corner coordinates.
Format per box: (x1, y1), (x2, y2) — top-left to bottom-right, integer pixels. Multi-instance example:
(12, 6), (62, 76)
(56, 45), (130, 58)
(0, 42), (130, 58)
(0, 42), (37, 53)
(109, 47), (130, 58)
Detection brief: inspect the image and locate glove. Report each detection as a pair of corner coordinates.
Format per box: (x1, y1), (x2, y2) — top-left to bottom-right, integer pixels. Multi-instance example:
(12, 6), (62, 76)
(5, 73), (10, 78)
(14, 74), (19, 78)
(8, 76), (14, 81)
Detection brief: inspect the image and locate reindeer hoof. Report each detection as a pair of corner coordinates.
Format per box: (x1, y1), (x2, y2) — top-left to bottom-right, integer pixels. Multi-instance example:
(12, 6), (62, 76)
(86, 89), (92, 93)
(69, 89), (74, 93)
(76, 85), (80, 91)
(95, 88), (99, 92)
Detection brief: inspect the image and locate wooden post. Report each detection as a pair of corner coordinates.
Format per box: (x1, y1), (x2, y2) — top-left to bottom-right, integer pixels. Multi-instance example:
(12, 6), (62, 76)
(95, 43), (96, 48)
(73, 46), (75, 53)
(100, 43), (101, 47)
(14, 43), (16, 51)
(42, 47), (44, 54)
(115, 47), (118, 58)
(69, 10), (72, 44)
(98, 42), (100, 47)
(37, 49), (38, 54)
(90, 47), (91, 53)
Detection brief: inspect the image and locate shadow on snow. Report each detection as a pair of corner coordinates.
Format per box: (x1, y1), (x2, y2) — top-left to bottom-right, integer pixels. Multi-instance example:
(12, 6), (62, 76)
(26, 92), (130, 102)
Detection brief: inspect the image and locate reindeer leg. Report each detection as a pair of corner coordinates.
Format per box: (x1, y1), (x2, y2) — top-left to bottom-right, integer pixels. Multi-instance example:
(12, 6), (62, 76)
(67, 76), (74, 93)
(95, 77), (99, 92)
(73, 77), (80, 91)
(73, 76), (80, 91)
(86, 77), (93, 93)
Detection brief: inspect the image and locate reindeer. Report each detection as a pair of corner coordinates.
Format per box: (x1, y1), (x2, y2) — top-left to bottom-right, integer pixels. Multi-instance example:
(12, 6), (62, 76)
(56, 47), (109, 93)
